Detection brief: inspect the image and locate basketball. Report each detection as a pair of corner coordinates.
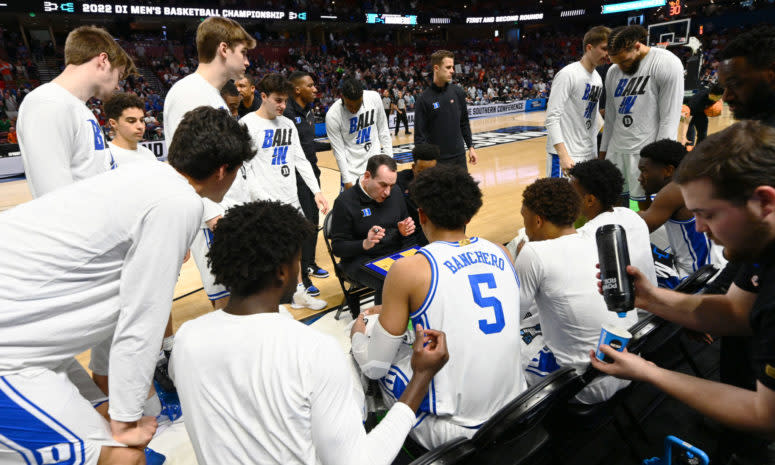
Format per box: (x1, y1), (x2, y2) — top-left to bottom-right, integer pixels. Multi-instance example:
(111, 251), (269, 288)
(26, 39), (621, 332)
(705, 100), (723, 117)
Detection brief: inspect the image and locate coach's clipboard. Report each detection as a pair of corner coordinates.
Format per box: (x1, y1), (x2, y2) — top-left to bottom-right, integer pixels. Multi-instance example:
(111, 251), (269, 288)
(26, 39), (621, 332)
(362, 246), (422, 279)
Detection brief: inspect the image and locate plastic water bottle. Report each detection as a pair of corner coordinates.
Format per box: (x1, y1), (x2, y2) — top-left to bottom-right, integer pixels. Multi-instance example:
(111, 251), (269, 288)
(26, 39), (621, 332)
(596, 224), (634, 317)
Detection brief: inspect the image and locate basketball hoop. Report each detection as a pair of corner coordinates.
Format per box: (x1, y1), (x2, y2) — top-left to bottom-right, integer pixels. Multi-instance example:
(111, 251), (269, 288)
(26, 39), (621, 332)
(656, 41), (671, 49)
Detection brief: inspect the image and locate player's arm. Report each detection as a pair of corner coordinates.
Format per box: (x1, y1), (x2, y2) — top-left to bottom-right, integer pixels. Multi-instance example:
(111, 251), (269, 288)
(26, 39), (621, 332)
(514, 243), (543, 320)
(637, 182), (683, 232)
(655, 56), (685, 141)
(18, 99), (76, 197)
(326, 110), (355, 185)
(107, 194), (202, 444)
(292, 126), (328, 213)
(374, 95), (393, 157)
(352, 256), (422, 378)
(591, 347), (775, 438)
(544, 71), (573, 169)
(620, 265), (755, 336)
(599, 71), (616, 158)
(458, 87), (475, 155)
(313, 327), (448, 465)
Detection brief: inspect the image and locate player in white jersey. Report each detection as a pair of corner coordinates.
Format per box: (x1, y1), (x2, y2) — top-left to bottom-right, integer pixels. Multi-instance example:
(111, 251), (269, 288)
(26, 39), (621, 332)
(105, 92), (156, 165)
(569, 159), (658, 287)
(0, 107), (255, 465)
(163, 16), (256, 309)
(241, 74), (329, 310)
(326, 78), (393, 189)
(637, 140), (724, 283)
(351, 165), (524, 448)
(600, 25), (684, 209)
(17, 26), (135, 198)
(170, 200), (449, 465)
(545, 26), (610, 177)
(517, 178), (637, 403)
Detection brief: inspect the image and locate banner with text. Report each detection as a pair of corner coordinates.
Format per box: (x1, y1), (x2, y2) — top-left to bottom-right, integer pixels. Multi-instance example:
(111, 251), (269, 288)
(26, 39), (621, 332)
(140, 140), (168, 161)
(387, 100), (527, 129)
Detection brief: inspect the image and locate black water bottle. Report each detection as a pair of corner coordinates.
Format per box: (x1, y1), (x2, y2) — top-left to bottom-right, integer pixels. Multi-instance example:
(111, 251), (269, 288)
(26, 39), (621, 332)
(596, 224), (635, 317)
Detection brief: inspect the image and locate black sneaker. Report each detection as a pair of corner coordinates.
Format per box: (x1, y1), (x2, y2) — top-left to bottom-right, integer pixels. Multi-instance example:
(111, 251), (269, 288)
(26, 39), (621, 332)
(307, 265), (329, 279)
(154, 354), (176, 393)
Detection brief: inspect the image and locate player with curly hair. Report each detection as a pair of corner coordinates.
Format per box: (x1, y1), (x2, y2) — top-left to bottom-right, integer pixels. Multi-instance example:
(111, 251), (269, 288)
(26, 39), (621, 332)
(350, 164), (524, 449)
(568, 159), (657, 287)
(636, 139), (724, 280)
(516, 177), (638, 403)
(170, 200), (449, 465)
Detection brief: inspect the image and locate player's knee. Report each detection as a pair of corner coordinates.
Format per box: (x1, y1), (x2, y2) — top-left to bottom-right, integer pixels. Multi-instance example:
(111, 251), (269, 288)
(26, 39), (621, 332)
(98, 445), (146, 465)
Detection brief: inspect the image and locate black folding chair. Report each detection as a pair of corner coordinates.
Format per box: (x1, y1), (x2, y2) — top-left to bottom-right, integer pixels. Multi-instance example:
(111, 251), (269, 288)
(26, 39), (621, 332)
(407, 437), (477, 465)
(471, 367), (584, 465)
(322, 212), (376, 319)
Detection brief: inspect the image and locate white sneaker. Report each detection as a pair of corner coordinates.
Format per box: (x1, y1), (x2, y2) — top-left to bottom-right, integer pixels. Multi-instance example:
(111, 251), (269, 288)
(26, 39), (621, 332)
(291, 289), (327, 310)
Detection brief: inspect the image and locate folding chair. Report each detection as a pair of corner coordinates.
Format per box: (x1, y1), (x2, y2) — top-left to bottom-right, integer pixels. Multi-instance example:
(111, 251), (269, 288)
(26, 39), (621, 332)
(322, 212), (376, 319)
(407, 437), (477, 465)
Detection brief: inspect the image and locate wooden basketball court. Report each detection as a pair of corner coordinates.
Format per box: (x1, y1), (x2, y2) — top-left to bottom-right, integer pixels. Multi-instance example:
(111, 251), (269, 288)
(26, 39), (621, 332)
(0, 108), (736, 370)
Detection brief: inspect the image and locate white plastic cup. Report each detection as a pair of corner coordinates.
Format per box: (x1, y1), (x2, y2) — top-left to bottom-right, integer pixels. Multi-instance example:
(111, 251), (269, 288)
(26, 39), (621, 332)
(595, 324), (632, 362)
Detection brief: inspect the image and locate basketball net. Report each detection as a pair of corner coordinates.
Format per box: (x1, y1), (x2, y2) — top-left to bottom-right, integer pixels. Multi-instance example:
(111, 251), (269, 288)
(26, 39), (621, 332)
(656, 42), (671, 49)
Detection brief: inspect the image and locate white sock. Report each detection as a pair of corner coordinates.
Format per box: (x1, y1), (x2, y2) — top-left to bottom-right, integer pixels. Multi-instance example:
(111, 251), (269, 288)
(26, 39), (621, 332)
(162, 335), (174, 352)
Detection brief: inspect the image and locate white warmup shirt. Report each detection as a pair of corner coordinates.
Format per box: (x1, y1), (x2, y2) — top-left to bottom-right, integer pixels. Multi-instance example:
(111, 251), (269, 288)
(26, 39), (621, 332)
(164, 72), (230, 222)
(170, 311), (416, 465)
(17, 82), (116, 198)
(374, 238), (524, 428)
(600, 47), (684, 155)
(108, 141), (156, 166)
(0, 162), (202, 421)
(579, 207), (658, 286)
(241, 112), (320, 207)
(545, 61), (603, 159)
(516, 233), (638, 404)
(326, 90), (393, 185)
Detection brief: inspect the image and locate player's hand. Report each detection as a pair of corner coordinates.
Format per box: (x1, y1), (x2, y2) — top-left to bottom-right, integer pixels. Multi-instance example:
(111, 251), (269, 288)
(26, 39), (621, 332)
(468, 147), (478, 165)
(588, 347), (656, 382)
(410, 325), (449, 378)
(111, 417), (158, 447)
(365, 305), (382, 315)
(596, 264), (654, 311)
(598, 151), (607, 160)
(205, 215), (223, 231)
(183, 250), (191, 263)
(350, 312), (367, 337)
(343, 182), (354, 190)
(363, 226), (385, 250)
(314, 192), (329, 214)
(398, 217), (416, 237)
(560, 155), (575, 175)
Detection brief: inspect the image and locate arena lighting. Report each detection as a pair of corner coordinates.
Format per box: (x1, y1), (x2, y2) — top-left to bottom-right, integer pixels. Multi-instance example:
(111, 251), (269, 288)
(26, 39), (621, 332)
(602, 0), (666, 14)
(560, 9), (586, 17)
(365, 13), (417, 24)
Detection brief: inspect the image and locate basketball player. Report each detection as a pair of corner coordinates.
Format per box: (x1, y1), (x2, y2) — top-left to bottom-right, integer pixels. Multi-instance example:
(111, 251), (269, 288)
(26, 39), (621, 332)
(17, 26), (135, 198)
(414, 50), (477, 170)
(545, 26), (610, 177)
(0, 107), (254, 465)
(164, 16), (256, 310)
(516, 177), (637, 403)
(636, 139), (723, 279)
(235, 75), (261, 117)
(220, 80), (242, 118)
(105, 93), (156, 165)
(678, 83), (724, 146)
(241, 74), (329, 310)
(351, 164), (524, 448)
(326, 77), (393, 189)
(599, 25), (684, 209)
(568, 159), (657, 287)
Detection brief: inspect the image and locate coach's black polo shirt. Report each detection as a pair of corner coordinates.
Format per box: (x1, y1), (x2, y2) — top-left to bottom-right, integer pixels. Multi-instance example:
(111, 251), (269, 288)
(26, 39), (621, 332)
(330, 180), (410, 268)
(414, 82), (473, 160)
(733, 241), (775, 390)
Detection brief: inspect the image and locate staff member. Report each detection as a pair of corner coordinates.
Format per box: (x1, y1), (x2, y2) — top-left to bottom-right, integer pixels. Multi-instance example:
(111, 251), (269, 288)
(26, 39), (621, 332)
(285, 71), (331, 294)
(414, 50), (477, 170)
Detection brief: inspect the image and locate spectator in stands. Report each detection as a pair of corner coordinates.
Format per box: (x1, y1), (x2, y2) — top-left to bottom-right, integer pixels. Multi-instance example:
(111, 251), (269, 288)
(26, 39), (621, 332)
(6, 125), (16, 144)
(517, 177), (637, 404)
(0, 114), (9, 132)
(329, 155), (415, 311)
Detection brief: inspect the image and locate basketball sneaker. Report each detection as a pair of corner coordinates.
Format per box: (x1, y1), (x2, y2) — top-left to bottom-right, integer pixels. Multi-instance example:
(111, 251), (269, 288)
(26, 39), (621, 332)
(154, 351), (176, 393)
(291, 287), (327, 310)
(307, 264), (329, 278)
(306, 284), (321, 297)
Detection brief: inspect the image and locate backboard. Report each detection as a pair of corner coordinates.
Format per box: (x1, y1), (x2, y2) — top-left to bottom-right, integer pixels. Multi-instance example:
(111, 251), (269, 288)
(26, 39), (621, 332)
(647, 18), (691, 46)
